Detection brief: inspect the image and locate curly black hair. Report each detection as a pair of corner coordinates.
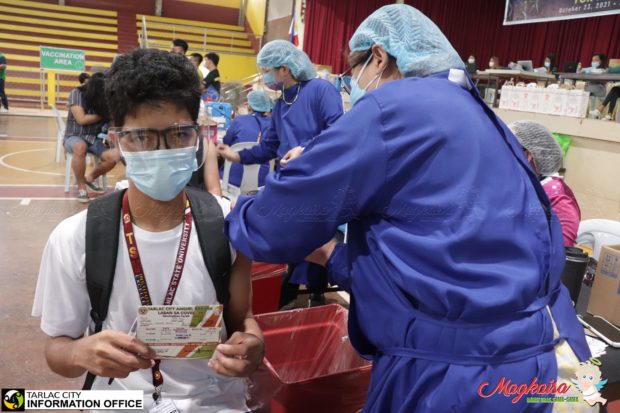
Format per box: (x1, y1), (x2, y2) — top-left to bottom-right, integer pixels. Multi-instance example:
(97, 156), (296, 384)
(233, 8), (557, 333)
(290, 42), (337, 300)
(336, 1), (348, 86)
(105, 48), (201, 126)
(79, 73), (109, 119)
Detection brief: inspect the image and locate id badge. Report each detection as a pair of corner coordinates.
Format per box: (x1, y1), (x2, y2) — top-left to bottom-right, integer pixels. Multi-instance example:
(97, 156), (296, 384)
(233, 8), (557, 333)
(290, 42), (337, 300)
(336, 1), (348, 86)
(148, 399), (180, 413)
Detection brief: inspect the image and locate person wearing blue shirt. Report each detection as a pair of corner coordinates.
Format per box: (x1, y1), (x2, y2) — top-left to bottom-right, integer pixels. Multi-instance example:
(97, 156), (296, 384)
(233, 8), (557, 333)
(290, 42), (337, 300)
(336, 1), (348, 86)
(224, 5), (593, 412)
(218, 40), (343, 307)
(221, 91), (273, 187)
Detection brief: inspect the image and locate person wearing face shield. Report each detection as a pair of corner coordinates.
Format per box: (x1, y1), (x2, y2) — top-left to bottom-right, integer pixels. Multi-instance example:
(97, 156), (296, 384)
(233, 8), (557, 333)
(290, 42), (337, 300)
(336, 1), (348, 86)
(224, 4), (593, 412)
(33, 49), (264, 413)
(218, 39), (343, 308)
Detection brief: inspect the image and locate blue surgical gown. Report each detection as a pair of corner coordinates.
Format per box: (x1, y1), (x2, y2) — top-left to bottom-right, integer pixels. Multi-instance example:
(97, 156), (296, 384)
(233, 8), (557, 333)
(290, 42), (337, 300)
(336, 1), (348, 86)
(237, 78), (343, 164)
(238, 77), (343, 287)
(226, 71), (591, 412)
(222, 113), (272, 187)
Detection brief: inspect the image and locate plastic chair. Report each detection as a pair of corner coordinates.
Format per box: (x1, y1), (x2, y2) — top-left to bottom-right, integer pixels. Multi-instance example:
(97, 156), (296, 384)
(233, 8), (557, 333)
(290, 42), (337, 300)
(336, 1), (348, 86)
(575, 219), (620, 260)
(221, 142), (261, 201)
(52, 106), (107, 193)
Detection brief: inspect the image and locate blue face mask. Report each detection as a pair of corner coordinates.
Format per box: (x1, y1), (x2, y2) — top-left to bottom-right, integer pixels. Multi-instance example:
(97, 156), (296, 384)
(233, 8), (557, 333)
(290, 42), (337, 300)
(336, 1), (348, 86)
(263, 71), (283, 91)
(544, 61), (551, 68)
(123, 146), (198, 201)
(591, 61), (600, 69)
(349, 55), (383, 107)
(349, 77), (365, 107)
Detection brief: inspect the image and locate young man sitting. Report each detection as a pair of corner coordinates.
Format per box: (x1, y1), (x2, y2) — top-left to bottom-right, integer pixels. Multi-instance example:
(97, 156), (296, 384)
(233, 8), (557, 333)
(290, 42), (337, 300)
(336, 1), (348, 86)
(32, 49), (263, 412)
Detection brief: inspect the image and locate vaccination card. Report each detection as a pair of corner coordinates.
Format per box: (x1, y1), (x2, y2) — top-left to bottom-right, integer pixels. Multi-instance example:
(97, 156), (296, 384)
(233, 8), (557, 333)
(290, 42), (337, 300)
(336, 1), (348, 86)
(136, 305), (223, 359)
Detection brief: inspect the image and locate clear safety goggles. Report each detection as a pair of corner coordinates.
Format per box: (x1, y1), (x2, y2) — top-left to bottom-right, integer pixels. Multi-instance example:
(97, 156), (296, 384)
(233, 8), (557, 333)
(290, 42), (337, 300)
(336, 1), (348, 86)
(109, 123), (200, 152)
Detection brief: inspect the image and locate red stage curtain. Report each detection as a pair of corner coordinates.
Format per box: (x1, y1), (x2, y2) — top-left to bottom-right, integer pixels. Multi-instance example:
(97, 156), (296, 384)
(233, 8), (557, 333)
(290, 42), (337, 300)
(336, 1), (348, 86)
(303, 0), (393, 74)
(304, 0), (620, 72)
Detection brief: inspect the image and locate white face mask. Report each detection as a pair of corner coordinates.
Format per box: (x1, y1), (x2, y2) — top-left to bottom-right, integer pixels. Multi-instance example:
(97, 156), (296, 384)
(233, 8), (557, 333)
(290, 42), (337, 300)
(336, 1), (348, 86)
(489, 61), (495, 68)
(468, 58), (475, 64)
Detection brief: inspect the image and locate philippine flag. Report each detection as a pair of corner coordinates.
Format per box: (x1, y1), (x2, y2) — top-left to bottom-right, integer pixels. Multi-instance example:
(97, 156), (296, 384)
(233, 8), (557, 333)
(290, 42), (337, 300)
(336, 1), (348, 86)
(288, 14), (299, 46)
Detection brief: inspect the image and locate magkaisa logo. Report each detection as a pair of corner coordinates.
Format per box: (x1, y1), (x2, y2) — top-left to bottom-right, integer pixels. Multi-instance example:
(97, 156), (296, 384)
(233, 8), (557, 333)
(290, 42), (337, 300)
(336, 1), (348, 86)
(477, 358), (608, 406)
(2, 389), (25, 411)
(477, 377), (571, 403)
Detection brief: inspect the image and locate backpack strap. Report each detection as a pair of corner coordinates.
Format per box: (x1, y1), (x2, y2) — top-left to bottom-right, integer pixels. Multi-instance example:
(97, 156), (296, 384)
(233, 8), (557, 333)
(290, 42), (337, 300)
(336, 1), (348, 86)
(83, 189), (125, 390)
(185, 187), (232, 307)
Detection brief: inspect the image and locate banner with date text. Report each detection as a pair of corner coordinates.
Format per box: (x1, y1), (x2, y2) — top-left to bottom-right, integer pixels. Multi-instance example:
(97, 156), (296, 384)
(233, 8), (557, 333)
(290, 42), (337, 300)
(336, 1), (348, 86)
(504, 0), (620, 25)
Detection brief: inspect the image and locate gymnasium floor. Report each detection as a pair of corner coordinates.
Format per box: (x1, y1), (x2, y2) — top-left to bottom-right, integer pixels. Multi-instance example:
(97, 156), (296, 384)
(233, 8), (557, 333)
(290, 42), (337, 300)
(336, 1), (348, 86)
(0, 110), (123, 399)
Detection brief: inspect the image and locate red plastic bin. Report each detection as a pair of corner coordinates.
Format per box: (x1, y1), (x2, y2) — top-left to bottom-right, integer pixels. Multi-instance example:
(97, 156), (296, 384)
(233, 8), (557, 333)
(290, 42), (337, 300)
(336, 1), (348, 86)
(250, 304), (372, 413)
(251, 262), (286, 315)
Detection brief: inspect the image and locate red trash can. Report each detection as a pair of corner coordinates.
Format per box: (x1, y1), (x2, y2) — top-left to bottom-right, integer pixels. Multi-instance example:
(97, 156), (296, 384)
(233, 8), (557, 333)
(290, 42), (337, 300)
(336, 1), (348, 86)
(251, 262), (285, 315)
(249, 304), (372, 413)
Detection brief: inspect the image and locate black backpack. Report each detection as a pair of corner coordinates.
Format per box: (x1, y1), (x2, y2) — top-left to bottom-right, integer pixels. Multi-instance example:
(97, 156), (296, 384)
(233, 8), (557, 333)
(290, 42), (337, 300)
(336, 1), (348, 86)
(82, 187), (231, 389)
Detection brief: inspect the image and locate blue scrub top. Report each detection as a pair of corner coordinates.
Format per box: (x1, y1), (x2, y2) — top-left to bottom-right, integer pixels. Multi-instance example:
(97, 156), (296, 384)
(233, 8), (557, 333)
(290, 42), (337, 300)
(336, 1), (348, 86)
(222, 112), (272, 187)
(238, 78), (343, 164)
(226, 71), (590, 412)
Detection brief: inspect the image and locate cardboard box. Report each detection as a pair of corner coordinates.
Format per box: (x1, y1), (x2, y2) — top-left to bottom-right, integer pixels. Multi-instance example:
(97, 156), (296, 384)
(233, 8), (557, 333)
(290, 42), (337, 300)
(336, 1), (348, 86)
(539, 90), (553, 114)
(499, 85), (512, 109)
(549, 89), (568, 116)
(565, 90), (590, 118)
(509, 87), (524, 110)
(587, 245), (620, 326)
(526, 88), (542, 113)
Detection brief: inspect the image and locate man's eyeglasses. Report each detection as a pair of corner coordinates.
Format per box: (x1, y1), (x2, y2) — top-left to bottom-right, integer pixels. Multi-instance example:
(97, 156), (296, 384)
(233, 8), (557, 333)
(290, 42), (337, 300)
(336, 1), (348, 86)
(109, 123), (200, 152)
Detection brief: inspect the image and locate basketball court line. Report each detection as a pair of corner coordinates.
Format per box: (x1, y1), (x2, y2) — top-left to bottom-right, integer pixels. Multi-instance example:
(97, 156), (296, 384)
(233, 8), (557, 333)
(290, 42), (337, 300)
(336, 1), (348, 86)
(0, 135), (55, 141)
(0, 148), (63, 176)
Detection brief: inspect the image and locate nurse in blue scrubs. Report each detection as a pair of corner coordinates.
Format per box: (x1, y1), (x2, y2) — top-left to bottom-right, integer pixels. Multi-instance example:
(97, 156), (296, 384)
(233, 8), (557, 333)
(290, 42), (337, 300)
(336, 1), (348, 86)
(218, 40), (343, 307)
(225, 5), (594, 412)
(221, 90), (273, 188)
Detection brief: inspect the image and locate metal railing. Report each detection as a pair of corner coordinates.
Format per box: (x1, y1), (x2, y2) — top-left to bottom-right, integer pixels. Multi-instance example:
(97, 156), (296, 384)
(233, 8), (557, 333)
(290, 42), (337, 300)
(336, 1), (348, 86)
(5, 68), (80, 109)
(138, 18), (260, 55)
(4, 68), (47, 108)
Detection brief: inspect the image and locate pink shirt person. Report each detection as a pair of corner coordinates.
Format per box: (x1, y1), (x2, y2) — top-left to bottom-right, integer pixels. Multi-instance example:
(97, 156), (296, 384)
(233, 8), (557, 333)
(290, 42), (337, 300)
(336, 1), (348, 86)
(541, 176), (581, 246)
(509, 121), (581, 246)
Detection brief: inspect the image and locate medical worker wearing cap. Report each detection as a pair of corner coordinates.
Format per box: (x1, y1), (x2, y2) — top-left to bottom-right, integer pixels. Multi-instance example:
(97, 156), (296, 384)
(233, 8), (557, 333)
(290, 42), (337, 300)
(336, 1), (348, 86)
(225, 4), (593, 412)
(218, 40), (343, 307)
(221, 91), (273, 188)
(510, 121), (581, 247)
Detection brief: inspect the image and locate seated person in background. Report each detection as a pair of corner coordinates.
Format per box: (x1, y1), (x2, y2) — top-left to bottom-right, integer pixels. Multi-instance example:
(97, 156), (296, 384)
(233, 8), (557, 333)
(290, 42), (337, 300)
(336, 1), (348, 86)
(64, 72), (116, 203)
(538, 53), (556, 74)
(589, 85), (620, 121)
(580, 53), (609, 101)
(488, 56), (501, 70)
(78, 72), (90, 85)
(221, 90), (273, 188)
(170, 38), (188, 56)
(465, 54), (477, 74)
(202, 52), (221, 101)
(509, 120), (581, 246)
(579, 53), (608, 74)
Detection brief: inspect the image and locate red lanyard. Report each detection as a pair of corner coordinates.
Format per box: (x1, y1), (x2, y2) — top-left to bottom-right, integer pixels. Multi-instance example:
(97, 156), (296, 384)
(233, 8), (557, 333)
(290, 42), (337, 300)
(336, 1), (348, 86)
(121, 191), (193, 400)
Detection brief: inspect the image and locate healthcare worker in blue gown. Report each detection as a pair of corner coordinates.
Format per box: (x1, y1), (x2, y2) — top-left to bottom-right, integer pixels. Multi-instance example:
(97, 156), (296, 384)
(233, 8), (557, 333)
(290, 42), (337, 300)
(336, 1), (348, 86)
(225, 5), (594, 413)
(221, 90), (273, 188)
(218, 40), (344, 307)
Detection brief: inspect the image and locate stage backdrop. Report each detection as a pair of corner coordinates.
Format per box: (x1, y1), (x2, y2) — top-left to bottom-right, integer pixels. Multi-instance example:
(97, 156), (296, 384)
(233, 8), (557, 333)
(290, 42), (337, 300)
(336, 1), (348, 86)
(504, 0), (620, 25)
(303, 0), (620, 76)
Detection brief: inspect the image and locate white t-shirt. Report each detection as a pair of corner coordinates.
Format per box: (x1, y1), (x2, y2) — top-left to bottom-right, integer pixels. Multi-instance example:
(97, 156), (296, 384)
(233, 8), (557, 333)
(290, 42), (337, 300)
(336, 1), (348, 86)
(32, 196), (248, 413)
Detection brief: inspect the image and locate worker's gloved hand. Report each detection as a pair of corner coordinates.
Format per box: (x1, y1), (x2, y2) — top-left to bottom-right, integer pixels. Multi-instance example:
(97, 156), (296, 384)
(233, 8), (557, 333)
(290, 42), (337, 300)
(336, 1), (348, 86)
(208, 331), (264, 377)
(280, 146), (304, 167)
(216, 143), (241, 163)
